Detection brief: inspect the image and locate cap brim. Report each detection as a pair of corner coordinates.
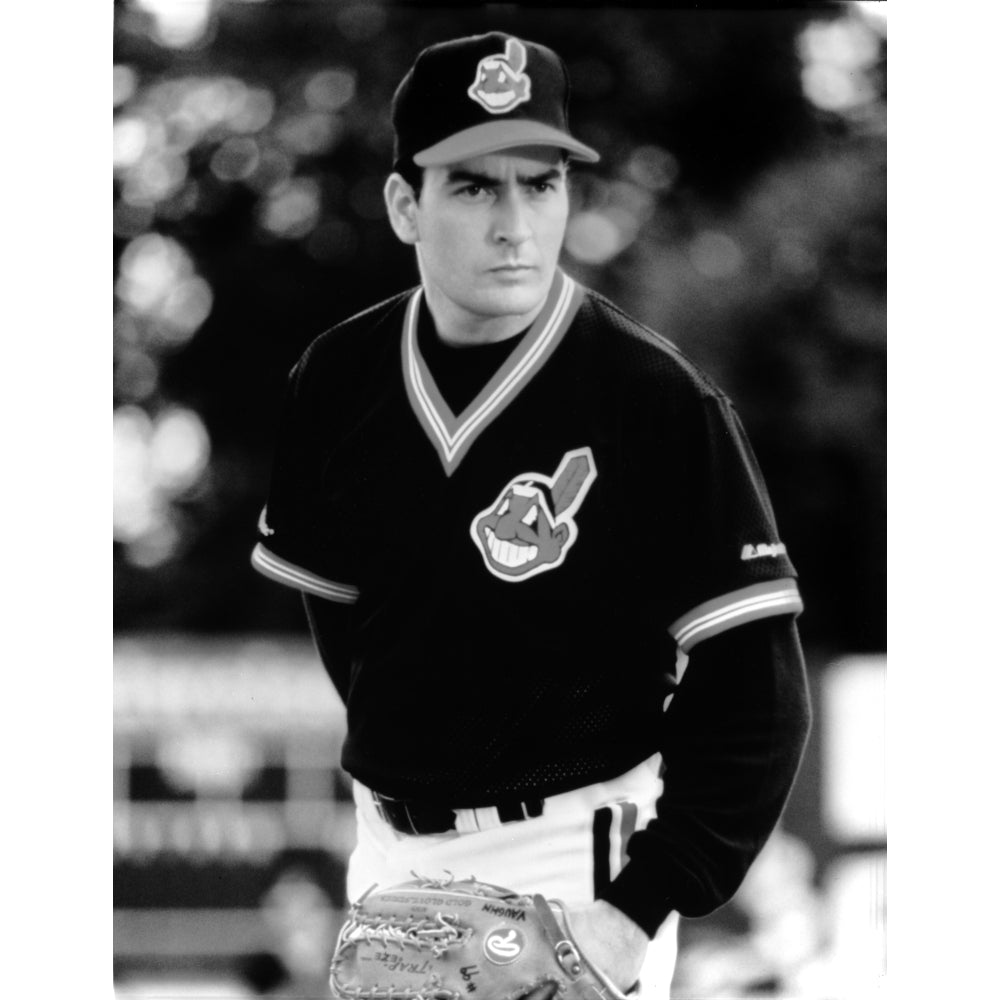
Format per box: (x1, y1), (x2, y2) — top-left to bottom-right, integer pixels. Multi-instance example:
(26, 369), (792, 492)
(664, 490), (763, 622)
(412, 120), (600, 166)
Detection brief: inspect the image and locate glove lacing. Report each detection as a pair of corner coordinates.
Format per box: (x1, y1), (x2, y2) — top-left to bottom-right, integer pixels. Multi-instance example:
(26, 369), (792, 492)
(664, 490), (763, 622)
(336, 911), (472, 957)
(330, 909), (471, 1000)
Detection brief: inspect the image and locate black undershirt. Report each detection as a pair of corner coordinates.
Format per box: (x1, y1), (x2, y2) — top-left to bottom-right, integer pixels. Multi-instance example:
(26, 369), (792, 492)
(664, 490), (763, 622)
(416, 299), (528, 414)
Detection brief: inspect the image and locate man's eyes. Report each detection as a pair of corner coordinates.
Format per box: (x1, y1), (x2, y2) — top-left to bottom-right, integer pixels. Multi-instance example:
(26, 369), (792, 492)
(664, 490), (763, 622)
(452, 184), (493, 202)
(452, 181), (560, 200)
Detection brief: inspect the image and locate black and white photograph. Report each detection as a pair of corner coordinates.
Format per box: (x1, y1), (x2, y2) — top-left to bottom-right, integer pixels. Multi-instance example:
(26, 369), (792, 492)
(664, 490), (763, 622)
(111, 2), (888, 997)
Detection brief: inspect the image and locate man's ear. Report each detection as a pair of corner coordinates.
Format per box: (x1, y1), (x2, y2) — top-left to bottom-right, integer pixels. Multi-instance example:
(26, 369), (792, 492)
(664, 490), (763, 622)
(384, 173), (420, 245)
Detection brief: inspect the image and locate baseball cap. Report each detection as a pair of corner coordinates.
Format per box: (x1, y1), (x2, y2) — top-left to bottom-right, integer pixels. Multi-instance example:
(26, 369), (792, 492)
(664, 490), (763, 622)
(391, 32), (600, 169)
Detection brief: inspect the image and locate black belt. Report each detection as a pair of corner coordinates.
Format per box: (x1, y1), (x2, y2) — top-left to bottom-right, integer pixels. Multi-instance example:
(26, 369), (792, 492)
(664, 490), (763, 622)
(372, 791), (544, 835)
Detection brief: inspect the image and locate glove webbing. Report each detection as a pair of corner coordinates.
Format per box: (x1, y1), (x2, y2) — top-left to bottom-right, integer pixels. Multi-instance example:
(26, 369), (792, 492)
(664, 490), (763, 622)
(337, 911), (471, 957)
(330, 910), (468, 1000)
(532, 895), (628, 1000)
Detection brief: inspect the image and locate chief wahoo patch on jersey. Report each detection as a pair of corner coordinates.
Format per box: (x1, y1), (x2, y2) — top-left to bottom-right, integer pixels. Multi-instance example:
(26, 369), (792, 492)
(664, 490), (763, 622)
(467, 37), (532, 114)
(470, 447), (597, 582)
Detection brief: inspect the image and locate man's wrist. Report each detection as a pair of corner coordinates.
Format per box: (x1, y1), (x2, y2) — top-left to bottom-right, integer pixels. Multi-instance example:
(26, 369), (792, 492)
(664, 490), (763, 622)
(597, 862), (675, 940)
(589, 898), (648, 944)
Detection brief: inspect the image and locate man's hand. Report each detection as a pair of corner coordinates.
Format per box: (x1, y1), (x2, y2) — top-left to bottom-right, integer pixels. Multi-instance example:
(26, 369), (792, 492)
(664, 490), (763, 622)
(518, 900), (648, 999)
(568, 900), (649, 993)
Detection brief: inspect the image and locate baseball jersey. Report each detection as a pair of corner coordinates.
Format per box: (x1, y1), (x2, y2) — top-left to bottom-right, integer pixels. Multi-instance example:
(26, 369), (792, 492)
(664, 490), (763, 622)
(252, 268), (803, 805)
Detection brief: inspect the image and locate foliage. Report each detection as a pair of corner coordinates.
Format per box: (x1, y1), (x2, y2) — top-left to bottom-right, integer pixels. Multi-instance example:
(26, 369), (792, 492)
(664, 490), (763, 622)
(113, 1), (886, 649)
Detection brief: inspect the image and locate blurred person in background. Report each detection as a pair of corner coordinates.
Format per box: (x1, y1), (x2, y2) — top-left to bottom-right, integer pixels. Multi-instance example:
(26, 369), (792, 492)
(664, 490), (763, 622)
(251, 31), (811, 996)
(239, 848), (346, 997)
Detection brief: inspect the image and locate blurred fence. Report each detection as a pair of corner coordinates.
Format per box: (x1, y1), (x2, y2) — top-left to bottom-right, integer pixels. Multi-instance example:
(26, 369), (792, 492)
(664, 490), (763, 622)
(113, 637), (885, 999)
(114, 635), (353, 996)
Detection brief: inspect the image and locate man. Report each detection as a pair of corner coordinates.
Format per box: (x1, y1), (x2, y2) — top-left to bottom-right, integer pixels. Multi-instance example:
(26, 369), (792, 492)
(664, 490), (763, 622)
(252, 32), (811, 996)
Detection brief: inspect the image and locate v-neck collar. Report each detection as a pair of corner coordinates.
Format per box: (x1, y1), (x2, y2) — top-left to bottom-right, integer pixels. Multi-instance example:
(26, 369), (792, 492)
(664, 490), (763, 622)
(401, 269), (584, 476)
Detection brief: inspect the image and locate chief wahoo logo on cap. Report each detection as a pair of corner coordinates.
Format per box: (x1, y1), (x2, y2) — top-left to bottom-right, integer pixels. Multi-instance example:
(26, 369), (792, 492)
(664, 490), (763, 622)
(467, 37), (533, 115)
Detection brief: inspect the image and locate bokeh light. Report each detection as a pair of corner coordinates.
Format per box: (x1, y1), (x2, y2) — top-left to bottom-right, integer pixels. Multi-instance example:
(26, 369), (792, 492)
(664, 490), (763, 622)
(564, 177), (653, 265)
(304, 68), (357, 114)
(114, 405), (212, 567)
(798, 16), (882, 113)
(275, 111), (342, 157)
(115, 233), (214, 344)
(853, 1), (888, 30)
(259, 177), (322, 239)
(688, 230), (744, 280)
(134, 0), (214, 50)
(565, 211), (625, 265)
(210, 135), (261, 182)
(228, 86), (276, 134)
(114, 65), (139, 108)
(121, 148), (188, 206)
(150, 408), (212, 492)
(626, 145), (681, 193)
(115, 344), (160, 403)
(246, 145), (295, 194)
(113, 115), (151, 171)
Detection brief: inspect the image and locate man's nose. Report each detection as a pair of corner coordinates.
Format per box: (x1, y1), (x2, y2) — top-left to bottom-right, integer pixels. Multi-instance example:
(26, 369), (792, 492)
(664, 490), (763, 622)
(492, 192), (532, 246)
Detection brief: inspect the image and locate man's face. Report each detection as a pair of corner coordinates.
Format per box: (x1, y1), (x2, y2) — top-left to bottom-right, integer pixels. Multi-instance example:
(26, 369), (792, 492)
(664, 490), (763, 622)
(407, 147), (569, 336)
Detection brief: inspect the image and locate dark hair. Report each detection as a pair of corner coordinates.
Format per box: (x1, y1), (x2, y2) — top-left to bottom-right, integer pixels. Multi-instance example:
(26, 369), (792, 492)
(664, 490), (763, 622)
(393, 151), (572, 203)
(393, 158), (424, 200)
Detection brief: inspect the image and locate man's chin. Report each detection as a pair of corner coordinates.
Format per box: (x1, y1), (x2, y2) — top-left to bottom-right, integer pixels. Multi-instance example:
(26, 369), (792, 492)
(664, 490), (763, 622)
(475, 277), (549, 318)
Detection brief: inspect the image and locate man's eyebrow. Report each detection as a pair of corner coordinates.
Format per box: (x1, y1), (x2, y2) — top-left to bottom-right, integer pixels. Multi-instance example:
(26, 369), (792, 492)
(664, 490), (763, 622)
(518, 167), (563, 185)
(444, 167), (565, 187)
(445, 169), (498, 187)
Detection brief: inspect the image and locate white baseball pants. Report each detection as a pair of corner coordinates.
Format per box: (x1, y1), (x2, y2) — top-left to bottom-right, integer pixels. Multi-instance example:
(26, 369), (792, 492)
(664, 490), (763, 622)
(346, 754), (679, 997)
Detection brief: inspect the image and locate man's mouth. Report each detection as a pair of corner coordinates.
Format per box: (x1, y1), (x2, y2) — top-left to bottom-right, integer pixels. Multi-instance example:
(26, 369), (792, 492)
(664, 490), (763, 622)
(484, 526), (538, 567)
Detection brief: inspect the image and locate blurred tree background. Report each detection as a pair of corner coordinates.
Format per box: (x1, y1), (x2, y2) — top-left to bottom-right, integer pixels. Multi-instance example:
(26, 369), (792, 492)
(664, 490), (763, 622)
(113, 0), (884, 655)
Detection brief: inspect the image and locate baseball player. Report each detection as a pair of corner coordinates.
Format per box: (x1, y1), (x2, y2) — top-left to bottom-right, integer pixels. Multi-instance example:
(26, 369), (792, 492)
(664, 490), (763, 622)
(252, 32), (811, 996)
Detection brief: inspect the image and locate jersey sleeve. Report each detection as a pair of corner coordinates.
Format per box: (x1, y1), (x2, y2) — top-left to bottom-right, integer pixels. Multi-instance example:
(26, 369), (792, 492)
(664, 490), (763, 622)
(659, 393), (802, 652)
(598, 613), (812, 930)
(250, 357), (360, 605)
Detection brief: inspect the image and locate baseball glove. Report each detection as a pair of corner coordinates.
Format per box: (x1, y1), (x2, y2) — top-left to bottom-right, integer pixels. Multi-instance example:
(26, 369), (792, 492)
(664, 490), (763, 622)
(329, 874), (628, 1000)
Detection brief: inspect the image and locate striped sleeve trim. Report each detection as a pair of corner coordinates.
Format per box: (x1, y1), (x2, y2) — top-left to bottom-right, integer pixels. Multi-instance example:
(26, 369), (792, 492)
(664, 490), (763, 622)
(669, 579), (803, 652)
(250, 543), (359, 604)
